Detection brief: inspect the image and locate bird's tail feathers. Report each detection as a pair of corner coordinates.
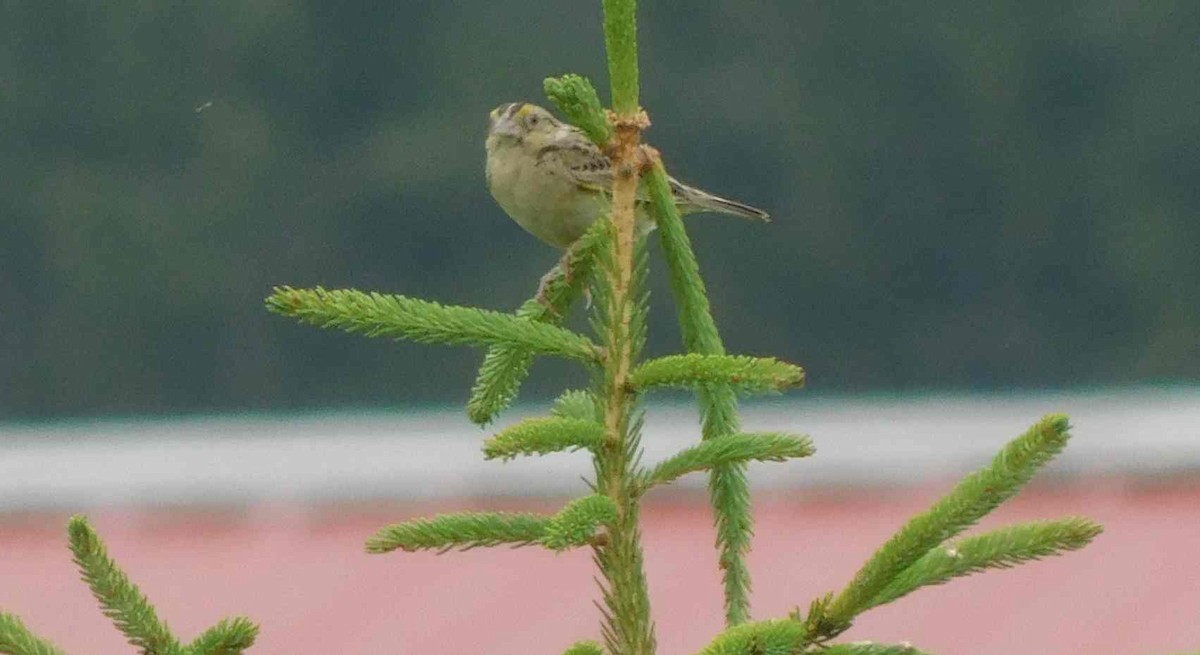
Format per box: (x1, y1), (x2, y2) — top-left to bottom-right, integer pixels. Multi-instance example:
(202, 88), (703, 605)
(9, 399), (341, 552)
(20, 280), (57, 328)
(697, 193), (771, 222)
(671, 178), (770, 222)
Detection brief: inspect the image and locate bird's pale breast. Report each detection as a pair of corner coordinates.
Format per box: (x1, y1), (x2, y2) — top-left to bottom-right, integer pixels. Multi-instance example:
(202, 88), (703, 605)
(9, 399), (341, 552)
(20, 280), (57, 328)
(487, 140), (607, 248)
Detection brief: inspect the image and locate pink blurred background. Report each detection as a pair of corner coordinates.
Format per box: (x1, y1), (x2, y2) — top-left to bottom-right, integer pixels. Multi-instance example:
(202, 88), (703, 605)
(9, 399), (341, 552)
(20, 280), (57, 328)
(3, 480), (1198, 655)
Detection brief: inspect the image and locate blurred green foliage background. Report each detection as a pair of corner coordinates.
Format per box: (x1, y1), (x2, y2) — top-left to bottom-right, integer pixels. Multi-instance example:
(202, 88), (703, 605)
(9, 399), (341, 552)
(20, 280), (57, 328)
(2, 1), (1197, 419)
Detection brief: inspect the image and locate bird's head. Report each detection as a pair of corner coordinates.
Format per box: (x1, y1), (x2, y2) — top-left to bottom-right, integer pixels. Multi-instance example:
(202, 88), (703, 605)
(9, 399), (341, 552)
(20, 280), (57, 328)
(487, 102), (561, 145)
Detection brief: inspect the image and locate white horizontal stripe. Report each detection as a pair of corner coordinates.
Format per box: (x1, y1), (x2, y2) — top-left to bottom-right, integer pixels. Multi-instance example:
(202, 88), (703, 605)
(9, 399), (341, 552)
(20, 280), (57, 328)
(1, 387), (1197, 509)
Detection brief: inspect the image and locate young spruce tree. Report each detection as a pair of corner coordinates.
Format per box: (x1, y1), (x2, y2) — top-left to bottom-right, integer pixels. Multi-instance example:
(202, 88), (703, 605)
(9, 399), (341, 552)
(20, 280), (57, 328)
(7, 2), (1170, 655)
(266, 1), (1103, 652)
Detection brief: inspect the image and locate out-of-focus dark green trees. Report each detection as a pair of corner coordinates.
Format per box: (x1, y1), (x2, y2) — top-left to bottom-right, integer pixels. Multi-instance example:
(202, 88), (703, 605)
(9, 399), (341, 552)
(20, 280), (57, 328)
(2, 0), (1197, 418)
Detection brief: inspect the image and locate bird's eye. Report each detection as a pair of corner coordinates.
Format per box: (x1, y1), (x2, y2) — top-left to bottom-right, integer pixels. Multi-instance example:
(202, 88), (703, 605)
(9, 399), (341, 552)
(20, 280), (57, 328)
(528, 114), (540, 127)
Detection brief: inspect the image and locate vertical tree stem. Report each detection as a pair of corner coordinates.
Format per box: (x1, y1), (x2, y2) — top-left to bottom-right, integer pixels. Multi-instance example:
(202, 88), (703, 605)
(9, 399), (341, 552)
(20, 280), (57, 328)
(595, 84), (650, 655)
(596, 1), (654, 654)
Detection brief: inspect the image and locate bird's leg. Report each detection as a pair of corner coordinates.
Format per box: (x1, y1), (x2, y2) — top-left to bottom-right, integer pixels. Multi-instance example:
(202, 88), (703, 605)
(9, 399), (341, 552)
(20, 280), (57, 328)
(536, 245), (593, 311)
(535, 264), (562, 309)
(535, 248), (573, 310)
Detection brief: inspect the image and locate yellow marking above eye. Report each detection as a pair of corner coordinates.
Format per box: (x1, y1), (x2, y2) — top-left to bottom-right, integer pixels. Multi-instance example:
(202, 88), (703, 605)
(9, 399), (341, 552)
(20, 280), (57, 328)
(516, 104), (534, 119)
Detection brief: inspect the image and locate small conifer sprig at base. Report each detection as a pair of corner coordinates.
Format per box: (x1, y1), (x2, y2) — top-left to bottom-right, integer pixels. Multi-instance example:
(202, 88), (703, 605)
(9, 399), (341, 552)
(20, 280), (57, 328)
(69, 516), (182, 655)
(0, 516), (260, 655)
(0, 614), (68, 655)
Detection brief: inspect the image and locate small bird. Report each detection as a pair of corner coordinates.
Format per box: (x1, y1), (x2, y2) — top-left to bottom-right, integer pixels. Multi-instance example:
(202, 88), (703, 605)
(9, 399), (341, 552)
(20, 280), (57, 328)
(485, 102), (769, 249)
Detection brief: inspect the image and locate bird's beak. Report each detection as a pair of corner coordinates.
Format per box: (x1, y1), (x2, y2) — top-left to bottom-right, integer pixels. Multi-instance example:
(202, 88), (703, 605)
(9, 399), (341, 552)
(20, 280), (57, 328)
(488, 103), (523, 137)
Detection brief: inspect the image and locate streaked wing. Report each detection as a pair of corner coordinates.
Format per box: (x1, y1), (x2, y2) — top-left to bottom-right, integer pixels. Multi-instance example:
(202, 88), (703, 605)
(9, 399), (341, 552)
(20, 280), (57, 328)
(535, 129), (615, 193)
(535, 126), (769, 221)
(536, 132), (675, 205)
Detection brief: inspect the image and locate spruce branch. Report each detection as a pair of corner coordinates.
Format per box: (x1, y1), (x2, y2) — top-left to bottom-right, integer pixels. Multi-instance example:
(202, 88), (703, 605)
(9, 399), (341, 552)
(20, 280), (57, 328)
(68, 516), (182, 655)
(866, 517), (1103, 609)
(542, 495), (619, 551)
(366, 499), (615, 554)
(483, 417), (606, 461)
(553, 389), (600, 421)
(366, 512), (552, 553)
(466, 308), (538, 426)
(645, 163), (722, 355)
(641, 433), (814, 491)
(702, 384), (756, 626)
(629, 354), (804, 395)
(467, 217), (609, 425)
(647, 159), (756, 625)
(823, 644), (934, 655)
(545, 74), (612, 146)
(266, 287), (600, 363)
(0, 614), (68, 655)
(185, 618), (259, 655)
(563, 641), (605, 655)
(817, 414), (1074, 633)
(695, 619), (809, 655)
